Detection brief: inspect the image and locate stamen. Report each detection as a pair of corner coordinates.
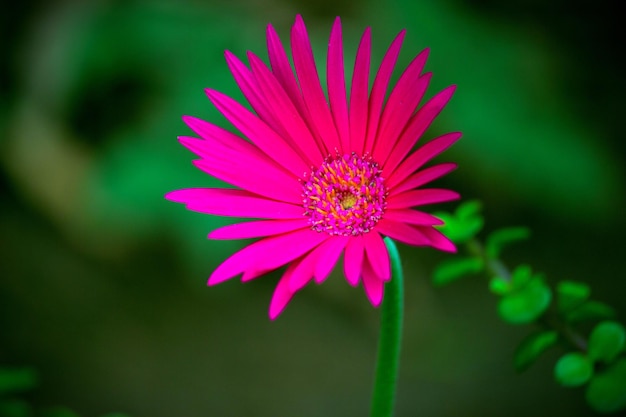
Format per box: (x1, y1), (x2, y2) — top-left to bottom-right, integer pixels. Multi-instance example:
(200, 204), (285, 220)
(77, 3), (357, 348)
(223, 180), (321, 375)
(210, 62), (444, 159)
(340, 193), (357, 209)
(302, 153), (387, 236)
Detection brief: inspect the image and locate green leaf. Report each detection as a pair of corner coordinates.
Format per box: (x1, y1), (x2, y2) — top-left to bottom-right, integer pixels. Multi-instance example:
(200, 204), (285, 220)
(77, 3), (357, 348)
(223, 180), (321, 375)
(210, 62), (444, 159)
(489, 276), (511, 295)
(566, 301), (616, 324)
(557, 280), (591, 312)
(514, 330), (559, 372)
(432, 257), (484, 286)
(487, 265), (533, 295)
(586, 358), (626, 413)
(485, 227), (531, 259)
(453, 217), (484, 243)
(555, 352), (594, 387)
(510, 264), (533, 290)
(498, 277), (552, 324)
(434, 201), (484, 244)
(0, 399), (31, 417)
(101, 414), (132, 417)
(433, 212), (455, 237)
(588, 321), (626, 364)
(0, 368), (38, 394)
(455, 200), (483, 220)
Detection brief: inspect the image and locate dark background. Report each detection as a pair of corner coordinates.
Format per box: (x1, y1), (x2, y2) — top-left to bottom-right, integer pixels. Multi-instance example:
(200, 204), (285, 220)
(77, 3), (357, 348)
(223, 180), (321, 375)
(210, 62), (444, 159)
(1, 0), (624, 416)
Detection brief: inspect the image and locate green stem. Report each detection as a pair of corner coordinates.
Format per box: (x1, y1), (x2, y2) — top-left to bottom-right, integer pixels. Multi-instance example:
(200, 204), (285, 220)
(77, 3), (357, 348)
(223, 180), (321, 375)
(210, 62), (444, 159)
(467, 238), (588, 352)
(370, 238), (404, 417)
(466, 239), (510, 281)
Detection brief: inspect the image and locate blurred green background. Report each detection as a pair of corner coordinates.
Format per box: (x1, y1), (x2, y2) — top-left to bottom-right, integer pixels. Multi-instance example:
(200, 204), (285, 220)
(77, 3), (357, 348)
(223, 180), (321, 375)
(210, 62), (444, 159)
(1, 0), (624, 416)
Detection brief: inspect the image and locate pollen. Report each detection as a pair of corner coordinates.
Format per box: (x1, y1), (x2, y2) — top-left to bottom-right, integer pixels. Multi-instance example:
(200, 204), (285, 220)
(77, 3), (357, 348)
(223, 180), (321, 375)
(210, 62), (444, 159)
(302, 153), (387, 236)
(340, 193), (357, 209)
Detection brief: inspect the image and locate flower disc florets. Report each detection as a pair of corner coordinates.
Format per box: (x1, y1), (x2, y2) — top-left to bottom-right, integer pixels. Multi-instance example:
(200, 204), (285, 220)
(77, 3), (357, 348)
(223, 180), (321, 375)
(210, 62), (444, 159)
(303, 153), (387, 236)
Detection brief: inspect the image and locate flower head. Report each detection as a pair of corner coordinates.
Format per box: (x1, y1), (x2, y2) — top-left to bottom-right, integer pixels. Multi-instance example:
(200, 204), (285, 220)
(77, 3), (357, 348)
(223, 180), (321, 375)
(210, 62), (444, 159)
(166, 15), (461, 319)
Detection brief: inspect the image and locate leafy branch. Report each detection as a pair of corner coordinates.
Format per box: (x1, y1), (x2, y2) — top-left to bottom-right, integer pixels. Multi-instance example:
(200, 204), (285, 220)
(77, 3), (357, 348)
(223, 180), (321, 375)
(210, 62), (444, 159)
(433, 201), (626, 414)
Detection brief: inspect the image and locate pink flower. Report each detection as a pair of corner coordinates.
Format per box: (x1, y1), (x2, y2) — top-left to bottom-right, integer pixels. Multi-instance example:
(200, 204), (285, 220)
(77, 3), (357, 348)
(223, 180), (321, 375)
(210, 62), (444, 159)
(167, 15), (460, 319)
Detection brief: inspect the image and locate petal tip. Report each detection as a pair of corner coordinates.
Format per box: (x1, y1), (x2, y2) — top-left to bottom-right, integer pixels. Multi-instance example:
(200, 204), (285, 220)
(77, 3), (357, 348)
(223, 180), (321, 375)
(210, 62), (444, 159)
(345, 276), (360, 287)
(204, 88), (218, 99)
(268, 307), (281, 321)
(332, 16), (341, 29)
(269, 293), (291, 320)
(207, 270), (227, 285)
(224, 50), (238, 64)
(181, 115), (201, 129)
(369, 291), (383, 307)
(437, 242), (457, 253)
(164, 189), (185, 203)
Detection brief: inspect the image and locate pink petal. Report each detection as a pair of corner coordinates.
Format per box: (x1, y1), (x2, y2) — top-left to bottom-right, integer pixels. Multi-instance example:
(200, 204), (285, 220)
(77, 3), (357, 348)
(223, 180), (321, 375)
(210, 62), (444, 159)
(208, 219), (309, 240)
(190, 146), (302, 204)
(247, 52), (324, 165)
(208, 228), (329, 285)
(383, 85), (457, 174)
(177, 136), (217, 158)
(242, 266), (273, 282)
(180, 123), (301, 201)
(387, 132), (462, 189)
(362, 258), (384, 307)
(383, 209), (444, 226)
(269, 262), (299, 320)
(314, 236), (349, 284)
(348, 27), (371, 155)
(391, 163), (457, 195)
(363, 231), (391, 281)
(288, 250), (318, 292)
(363, 30), (406, 154)
(224, 51), (287, 140)
(327, 17), (350, 153)
(420, 227), (457, 253)
(375, 219), (431, 246)
(291, 15), (340, 154)
(287, 236), (348, 291)
(166, 188), (304, 219)
(387, 188), (460, 209)
(183, 116), (278, 159)
(241, 229), (329, 275)
(373, 69), (431, 163)
(266, 24), (308, 122)
(205, 89), (309, 177)
(344, 235), (365, 287)
(374, 50), (430, 152)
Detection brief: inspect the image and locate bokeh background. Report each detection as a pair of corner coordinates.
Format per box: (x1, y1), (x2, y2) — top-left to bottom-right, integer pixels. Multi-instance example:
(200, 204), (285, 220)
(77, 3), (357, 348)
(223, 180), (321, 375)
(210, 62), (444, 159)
(1, 0), (624, 416)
